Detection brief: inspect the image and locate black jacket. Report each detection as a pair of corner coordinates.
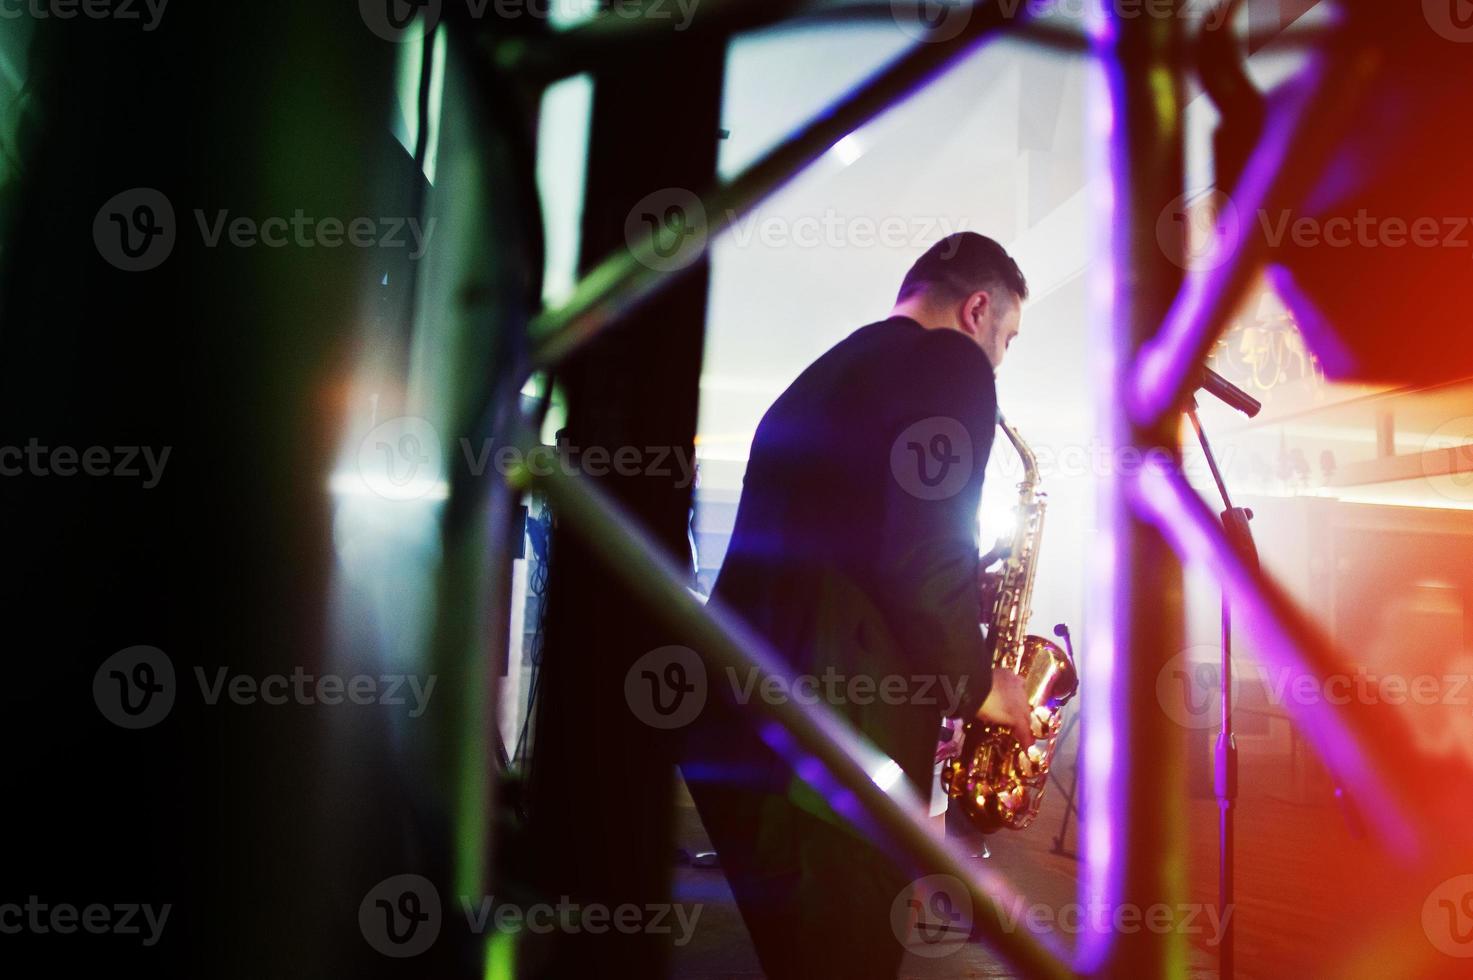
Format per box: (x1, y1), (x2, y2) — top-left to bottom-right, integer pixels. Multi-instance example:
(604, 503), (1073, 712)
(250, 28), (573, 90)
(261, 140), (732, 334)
(708, 315), (998, 806)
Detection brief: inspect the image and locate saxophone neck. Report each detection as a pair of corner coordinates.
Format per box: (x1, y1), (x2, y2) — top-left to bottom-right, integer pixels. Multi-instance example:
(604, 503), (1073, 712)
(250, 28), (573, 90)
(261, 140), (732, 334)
(997, 413), (1041, 489)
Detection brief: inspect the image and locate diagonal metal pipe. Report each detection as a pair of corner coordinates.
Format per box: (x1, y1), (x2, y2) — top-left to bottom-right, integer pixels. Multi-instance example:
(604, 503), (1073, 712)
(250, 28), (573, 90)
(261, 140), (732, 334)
(490, 1), (1092, 84)
(504, 434), (1075, 979)
(526, 0), (1030, 369)
(1130, 460), (1424, 855)
(488, 0), (812, 82)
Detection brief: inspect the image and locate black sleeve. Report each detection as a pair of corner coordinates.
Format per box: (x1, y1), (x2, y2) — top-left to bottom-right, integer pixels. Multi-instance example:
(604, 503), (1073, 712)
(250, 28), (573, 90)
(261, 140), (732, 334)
(876, 331), (998, 720)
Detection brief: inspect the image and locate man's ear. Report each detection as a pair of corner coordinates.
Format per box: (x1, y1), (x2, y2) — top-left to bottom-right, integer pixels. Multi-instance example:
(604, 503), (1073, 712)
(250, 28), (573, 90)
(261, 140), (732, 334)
(959, 290), (990, 337)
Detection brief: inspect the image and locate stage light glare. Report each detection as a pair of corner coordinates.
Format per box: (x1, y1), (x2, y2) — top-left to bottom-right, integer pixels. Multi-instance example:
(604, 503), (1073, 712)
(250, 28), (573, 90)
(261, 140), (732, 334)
(830, 133), (865, 168)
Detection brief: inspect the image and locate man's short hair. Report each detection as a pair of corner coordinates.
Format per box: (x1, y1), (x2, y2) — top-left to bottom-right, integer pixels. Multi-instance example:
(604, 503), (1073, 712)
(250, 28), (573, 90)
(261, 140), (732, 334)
(896, 232), (1028, 307)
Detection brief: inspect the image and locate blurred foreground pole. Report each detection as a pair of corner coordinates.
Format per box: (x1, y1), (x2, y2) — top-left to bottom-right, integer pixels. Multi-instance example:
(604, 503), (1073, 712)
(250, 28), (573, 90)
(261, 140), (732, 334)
(0, 6), (401, 976)
(525, 5), (725, 977)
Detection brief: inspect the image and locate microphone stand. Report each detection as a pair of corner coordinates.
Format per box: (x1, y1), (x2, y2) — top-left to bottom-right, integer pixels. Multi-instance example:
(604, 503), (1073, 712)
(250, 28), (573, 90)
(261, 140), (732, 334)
(1184, 397), (1258, 980)
(1048, 623), (1081, 860)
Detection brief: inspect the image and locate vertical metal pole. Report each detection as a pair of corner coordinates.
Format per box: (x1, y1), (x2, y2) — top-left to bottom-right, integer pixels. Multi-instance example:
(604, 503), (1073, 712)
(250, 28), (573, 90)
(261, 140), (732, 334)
(1188, 402), (1241, 980)
(1084, 3), (1190, 976)
(1219, 595), (1236, 980)
(525, 9), (724, 976)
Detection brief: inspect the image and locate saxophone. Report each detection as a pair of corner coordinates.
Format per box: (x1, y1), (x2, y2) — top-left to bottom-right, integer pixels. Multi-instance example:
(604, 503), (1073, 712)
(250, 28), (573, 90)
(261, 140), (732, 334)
(940, 414), (1078, 833)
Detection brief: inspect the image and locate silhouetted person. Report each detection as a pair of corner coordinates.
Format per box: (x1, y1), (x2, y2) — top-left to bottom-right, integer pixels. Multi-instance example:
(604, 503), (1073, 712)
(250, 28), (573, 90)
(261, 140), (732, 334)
(685, 233), (1036, 979)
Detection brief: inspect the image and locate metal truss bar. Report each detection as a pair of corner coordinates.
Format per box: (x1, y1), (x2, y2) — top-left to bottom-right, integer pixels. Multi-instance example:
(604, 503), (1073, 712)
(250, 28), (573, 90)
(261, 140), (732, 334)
(506, 438), (1075, 980)
(1126, 32), (1382, 428)
(527, 0), (1027, 369)
(1130, 461), (1423, 855)
(492, 1), (1090, 83)
(490, 0), (811, 81)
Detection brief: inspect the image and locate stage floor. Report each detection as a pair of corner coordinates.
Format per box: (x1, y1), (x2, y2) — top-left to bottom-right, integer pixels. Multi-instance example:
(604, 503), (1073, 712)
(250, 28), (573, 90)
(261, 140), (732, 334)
(669, 733), (1385, 979)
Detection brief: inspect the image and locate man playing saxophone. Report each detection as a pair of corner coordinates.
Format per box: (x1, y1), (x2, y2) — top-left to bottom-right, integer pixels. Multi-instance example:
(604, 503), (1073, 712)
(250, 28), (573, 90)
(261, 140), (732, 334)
(684, 233), (1037, 979)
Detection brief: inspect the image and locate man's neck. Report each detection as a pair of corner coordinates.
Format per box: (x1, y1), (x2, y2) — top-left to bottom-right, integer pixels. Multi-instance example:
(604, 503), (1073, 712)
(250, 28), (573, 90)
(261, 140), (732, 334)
(889, 302), (954, 333)
(889, 304), (996, 370)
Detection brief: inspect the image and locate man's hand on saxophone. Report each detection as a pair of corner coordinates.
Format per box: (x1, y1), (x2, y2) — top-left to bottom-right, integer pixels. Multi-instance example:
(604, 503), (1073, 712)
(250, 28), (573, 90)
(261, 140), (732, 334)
(976, 668), (1036, 750)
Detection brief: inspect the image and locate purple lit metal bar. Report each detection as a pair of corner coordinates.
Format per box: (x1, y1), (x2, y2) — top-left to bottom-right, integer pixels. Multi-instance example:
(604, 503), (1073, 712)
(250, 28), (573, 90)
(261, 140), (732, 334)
(1078, 36), (1122, 975)
(1127, 32), (1382, 428)
(529, 1), (1033, 369)
(1081, 5), (1190, 976)
(1131, 460), (1422, 855)
(507, 449), (1074, 979)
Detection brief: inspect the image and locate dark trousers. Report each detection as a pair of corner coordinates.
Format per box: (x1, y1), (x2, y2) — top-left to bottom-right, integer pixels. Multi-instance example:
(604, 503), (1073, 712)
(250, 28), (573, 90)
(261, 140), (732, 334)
(685, 742), (911, 979)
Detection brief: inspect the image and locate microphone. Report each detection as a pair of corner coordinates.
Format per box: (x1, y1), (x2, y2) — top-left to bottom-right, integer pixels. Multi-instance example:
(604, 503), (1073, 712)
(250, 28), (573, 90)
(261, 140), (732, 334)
(1053, 624), (1077, 677)
(1198, 366), (1261, 419)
